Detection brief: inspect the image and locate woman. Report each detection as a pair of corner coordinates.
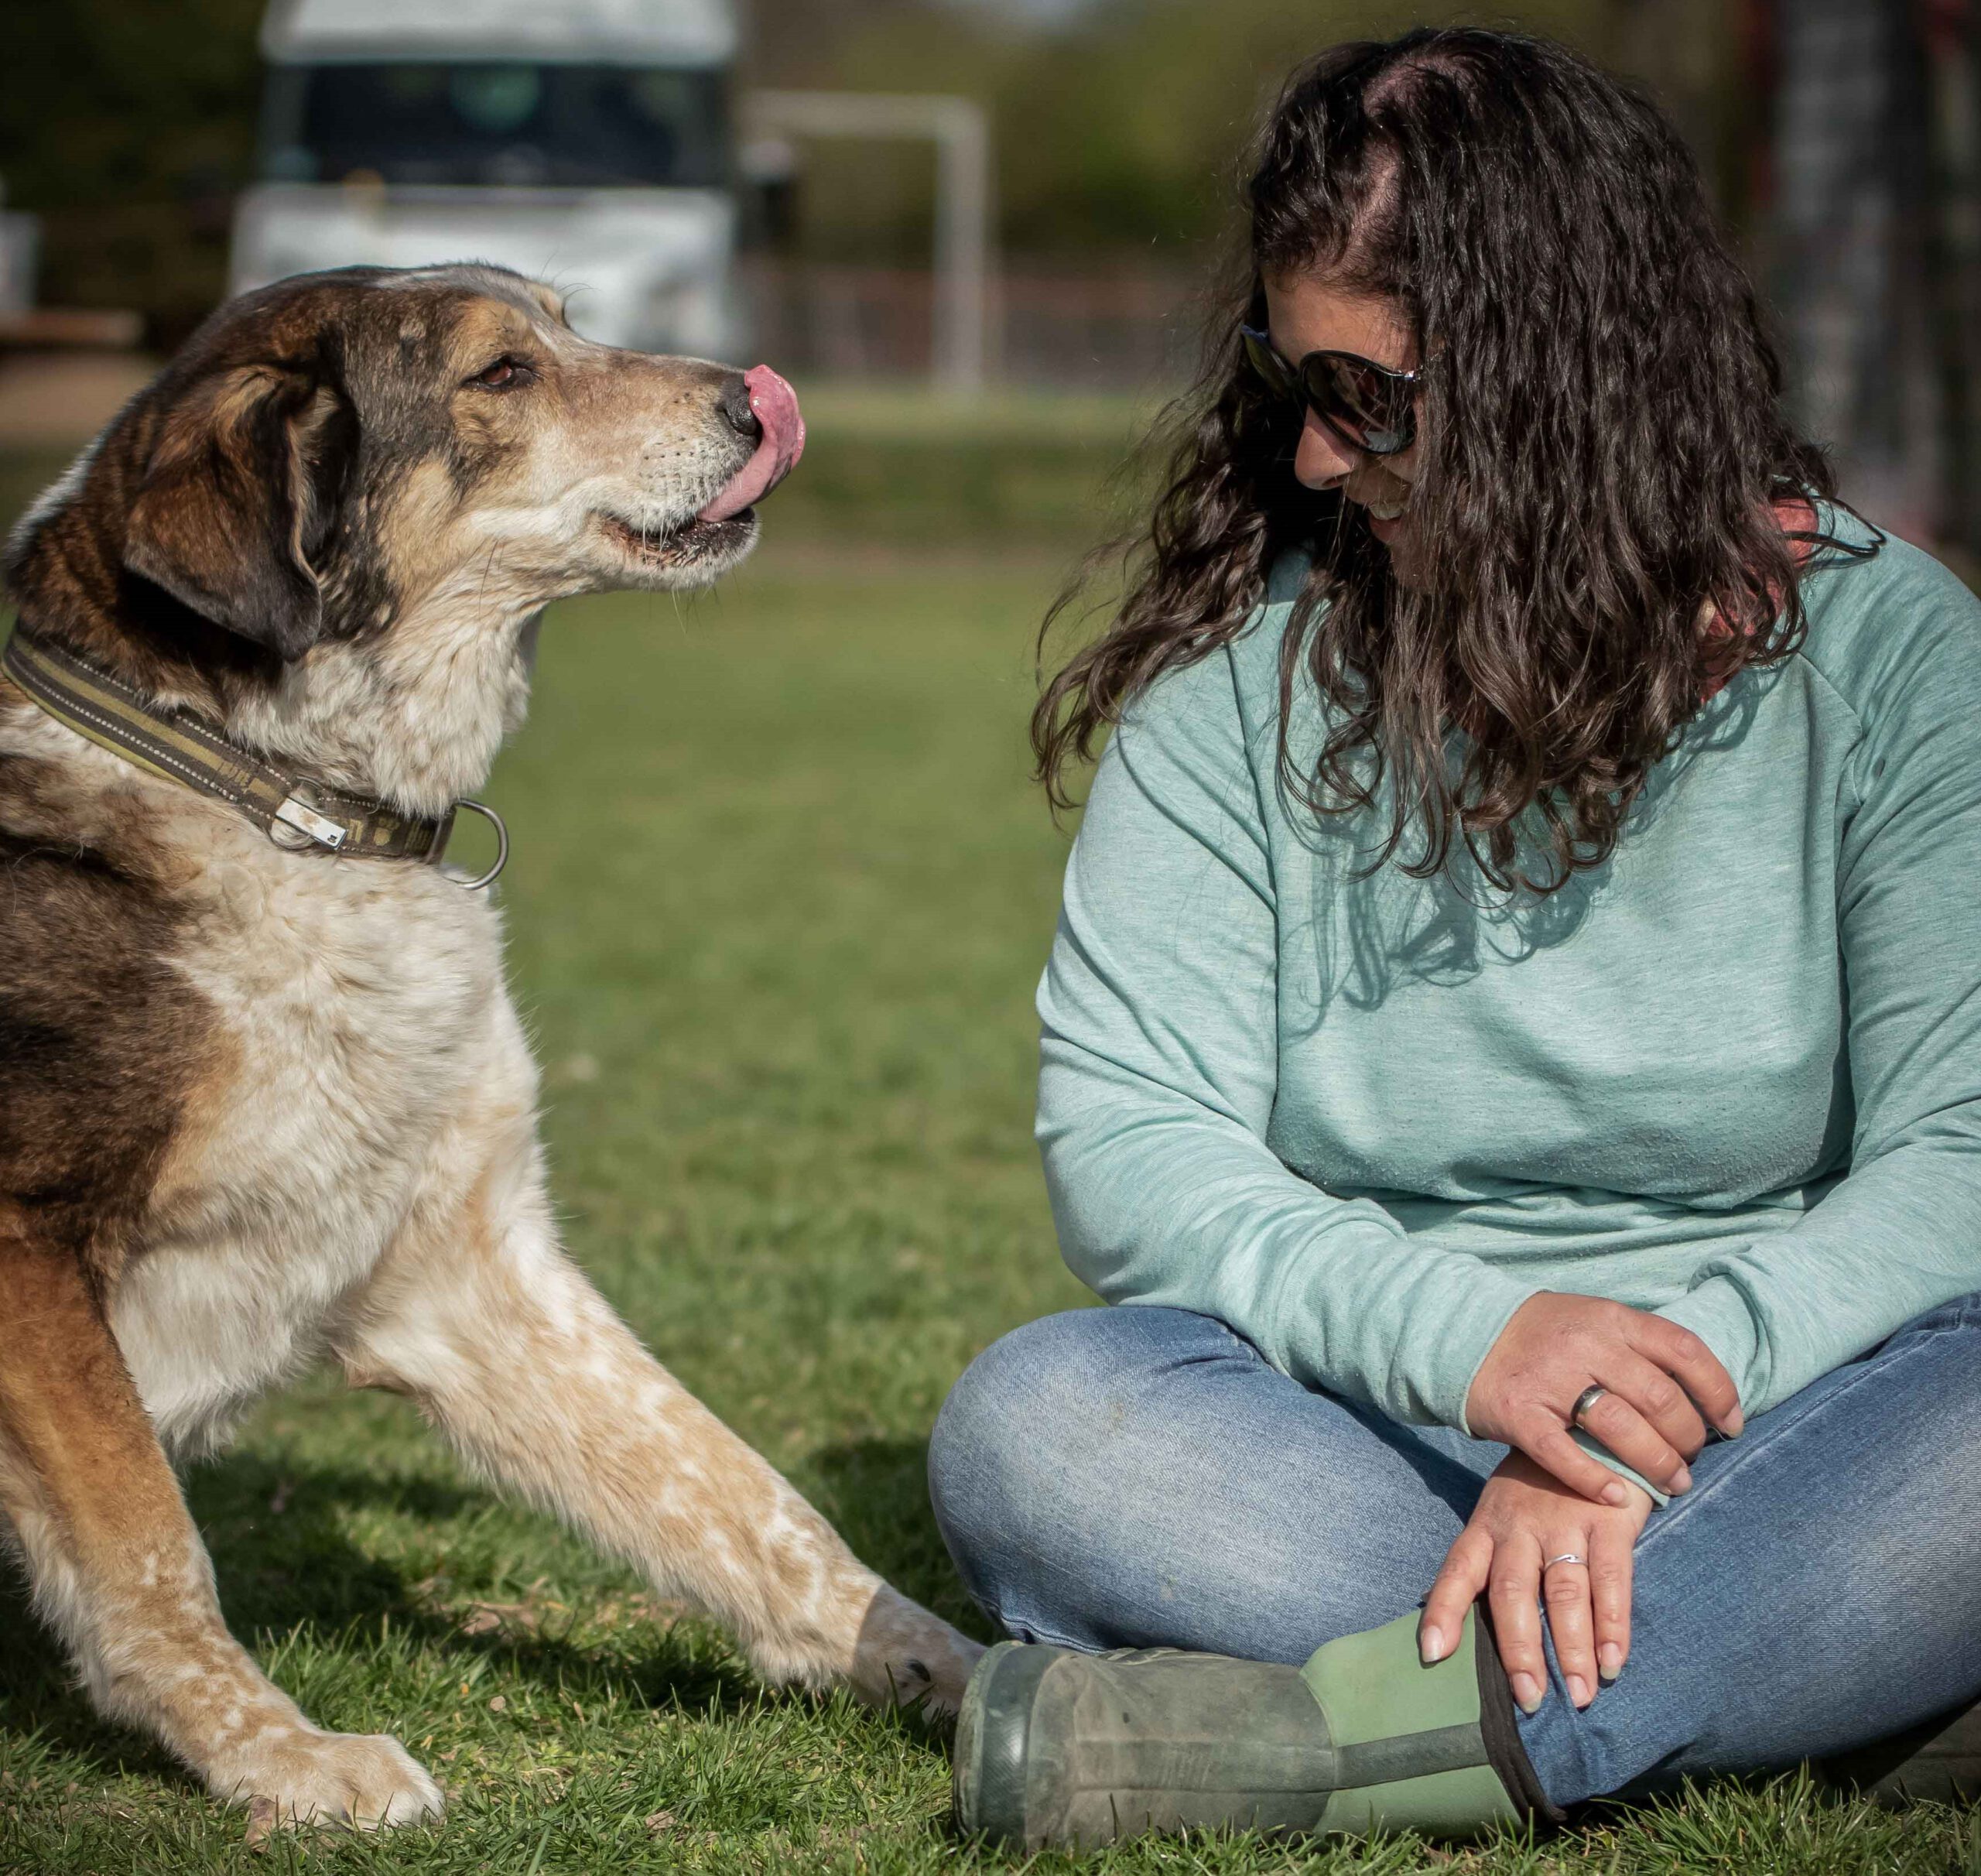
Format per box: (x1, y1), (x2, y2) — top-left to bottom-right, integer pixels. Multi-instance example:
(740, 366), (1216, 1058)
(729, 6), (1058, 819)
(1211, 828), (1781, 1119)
(928, 27), (1981, 1852)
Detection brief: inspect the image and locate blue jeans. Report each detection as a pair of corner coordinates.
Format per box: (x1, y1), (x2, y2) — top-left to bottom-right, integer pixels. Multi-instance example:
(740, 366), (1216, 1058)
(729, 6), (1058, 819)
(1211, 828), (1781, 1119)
(928, 1296), (1981, 1809)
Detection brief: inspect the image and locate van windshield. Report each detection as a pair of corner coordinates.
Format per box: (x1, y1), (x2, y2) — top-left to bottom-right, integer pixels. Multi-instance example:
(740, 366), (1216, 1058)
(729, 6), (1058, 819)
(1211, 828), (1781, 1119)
(260, 63), (729, 189)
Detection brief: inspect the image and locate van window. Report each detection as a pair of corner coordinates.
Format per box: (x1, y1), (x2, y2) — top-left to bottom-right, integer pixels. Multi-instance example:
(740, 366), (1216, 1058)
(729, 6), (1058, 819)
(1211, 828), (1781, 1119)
(260, 64), (729, 189)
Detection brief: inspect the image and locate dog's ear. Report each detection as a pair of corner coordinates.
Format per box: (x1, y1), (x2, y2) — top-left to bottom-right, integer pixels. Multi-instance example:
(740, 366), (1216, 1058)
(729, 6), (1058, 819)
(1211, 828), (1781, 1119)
(123, 364), (358, 660)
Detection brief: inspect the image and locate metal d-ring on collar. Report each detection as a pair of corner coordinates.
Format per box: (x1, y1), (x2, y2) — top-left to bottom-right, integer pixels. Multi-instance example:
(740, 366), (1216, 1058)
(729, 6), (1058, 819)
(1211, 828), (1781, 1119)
(447, 798), (509, 890)
(267, 781), (508, 890)
(267, 786), (508, 890)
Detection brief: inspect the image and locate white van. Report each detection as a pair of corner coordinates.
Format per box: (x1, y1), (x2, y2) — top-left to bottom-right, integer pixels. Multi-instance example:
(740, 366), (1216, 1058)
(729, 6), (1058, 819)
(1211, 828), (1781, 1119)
(231, 0), (743, 356)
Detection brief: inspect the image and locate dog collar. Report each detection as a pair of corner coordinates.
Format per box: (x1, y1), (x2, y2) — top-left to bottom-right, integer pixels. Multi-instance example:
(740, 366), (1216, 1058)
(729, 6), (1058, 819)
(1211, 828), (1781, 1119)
(2, 626), (507, 888)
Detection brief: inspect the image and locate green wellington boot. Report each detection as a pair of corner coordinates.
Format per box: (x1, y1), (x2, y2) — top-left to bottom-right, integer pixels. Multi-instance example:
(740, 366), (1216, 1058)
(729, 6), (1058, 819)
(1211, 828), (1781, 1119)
(952, 1607), (1561, 1851)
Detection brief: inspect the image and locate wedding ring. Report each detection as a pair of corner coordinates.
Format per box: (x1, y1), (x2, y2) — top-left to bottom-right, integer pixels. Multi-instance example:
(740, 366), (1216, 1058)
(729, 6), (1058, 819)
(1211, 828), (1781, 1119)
(1542, 1552), (1588, 1570)
(1571, 1383), (1607, 1429)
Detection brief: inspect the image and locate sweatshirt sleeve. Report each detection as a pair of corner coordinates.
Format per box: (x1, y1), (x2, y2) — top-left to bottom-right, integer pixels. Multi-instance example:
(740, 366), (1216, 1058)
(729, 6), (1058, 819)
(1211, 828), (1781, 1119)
(1657, 551), (1981, 1417)
(1035, 638), (1543, 1430)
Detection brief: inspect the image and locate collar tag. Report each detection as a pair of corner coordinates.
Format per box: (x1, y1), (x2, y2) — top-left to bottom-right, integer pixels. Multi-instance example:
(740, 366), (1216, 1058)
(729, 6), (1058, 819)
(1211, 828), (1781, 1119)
(272, 791), (348, 851)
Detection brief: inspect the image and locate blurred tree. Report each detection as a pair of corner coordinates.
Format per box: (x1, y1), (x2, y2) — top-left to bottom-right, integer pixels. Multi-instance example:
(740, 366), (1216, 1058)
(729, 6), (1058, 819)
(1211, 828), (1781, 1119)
(1915, 0), (1981, 560)
(744, 0), (1756, 268)
(2, 0), (264, 342)
(1757, 0), (1981, 558)
(989, 0), (1622, 255)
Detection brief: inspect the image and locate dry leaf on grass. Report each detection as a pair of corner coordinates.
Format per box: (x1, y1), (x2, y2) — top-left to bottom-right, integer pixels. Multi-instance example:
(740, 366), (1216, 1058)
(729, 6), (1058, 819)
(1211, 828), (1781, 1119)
(459, 1600), (543, 1638)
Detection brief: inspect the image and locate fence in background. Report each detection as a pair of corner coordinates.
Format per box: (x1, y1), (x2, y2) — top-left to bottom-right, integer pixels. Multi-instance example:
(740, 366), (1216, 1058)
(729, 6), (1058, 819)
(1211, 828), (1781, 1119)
(738, 258), (1202, 392)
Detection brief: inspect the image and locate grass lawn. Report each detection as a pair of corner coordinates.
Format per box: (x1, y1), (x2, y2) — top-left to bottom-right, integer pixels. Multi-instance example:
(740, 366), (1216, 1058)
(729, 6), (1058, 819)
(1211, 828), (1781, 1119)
(1, 413), (1977, 1874)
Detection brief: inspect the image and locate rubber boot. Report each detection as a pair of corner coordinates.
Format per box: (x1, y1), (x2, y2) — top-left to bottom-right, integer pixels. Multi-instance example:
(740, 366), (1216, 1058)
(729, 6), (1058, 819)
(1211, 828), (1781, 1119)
(952, 1607), (1560, 1850)
(1818, 1696), (1981, 1807)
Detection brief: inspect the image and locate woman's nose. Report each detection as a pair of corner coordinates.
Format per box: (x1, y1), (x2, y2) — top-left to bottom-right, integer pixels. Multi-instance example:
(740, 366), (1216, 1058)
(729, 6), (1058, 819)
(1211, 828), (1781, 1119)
(1293, 411), (1357, 489)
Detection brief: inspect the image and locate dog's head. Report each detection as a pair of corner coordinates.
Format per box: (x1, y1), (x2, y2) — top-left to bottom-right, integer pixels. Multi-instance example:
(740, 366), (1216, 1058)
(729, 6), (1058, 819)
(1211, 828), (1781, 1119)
(4, 264), (804, 808)
(9, 264), (802, 661)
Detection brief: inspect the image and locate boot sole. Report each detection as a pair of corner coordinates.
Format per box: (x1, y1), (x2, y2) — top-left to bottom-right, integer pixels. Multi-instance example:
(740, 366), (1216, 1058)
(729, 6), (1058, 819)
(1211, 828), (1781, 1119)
(953, 1641), (1064, 1847)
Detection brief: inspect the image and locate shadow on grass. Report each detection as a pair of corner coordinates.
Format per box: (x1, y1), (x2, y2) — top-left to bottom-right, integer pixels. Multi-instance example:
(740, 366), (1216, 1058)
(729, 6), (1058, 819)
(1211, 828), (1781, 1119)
(0, 1438), (990, 1797)
(0, 1450), (773, 1796)
(809, 1436), (998, 1648)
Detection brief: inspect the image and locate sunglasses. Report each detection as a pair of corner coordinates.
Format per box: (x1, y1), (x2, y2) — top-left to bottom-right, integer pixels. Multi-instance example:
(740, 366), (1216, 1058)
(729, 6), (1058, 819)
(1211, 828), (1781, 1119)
(1238, 324), (1425, 458)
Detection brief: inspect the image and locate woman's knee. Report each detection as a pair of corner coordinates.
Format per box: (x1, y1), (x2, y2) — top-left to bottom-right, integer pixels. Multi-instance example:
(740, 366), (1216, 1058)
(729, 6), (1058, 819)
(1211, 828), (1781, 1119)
(928, 1303), (1464, 1656)
(928, 1306), (1228, 1606)
(932, 1308), (1159, 1515)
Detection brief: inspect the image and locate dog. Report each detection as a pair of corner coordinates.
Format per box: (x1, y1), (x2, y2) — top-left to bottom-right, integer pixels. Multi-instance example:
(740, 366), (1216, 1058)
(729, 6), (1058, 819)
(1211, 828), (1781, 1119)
(0, 263), (980, 1830)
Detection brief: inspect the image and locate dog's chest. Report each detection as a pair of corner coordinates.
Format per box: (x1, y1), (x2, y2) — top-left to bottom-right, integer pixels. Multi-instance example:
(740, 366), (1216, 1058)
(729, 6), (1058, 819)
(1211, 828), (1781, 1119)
(188, 854), (505, 1138)
(118, 840), (522, 1454)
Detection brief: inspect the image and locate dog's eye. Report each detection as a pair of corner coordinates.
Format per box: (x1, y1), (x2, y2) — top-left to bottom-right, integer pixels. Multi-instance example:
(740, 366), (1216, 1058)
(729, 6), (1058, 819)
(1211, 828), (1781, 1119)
(468, 357), (532, 390)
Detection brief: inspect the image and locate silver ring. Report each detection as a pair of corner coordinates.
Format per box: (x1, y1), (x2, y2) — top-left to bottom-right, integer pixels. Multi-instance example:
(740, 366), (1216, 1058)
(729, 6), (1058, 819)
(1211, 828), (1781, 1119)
(1542, 1552), (1588, 1570)
(449, 797), (509, 890)
(1570, 1384), (1608, 1430)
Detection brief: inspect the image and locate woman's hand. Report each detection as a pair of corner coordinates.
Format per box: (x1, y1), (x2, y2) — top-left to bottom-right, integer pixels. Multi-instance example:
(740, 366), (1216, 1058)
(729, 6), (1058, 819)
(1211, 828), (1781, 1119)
(1420, 1451), (1653, 1710)
(1465, 1292), (1743, 1505)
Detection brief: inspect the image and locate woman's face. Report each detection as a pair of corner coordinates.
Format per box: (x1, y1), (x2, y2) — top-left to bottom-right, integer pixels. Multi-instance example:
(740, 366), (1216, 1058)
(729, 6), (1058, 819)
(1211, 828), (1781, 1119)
(1262, 269), (1426, 588)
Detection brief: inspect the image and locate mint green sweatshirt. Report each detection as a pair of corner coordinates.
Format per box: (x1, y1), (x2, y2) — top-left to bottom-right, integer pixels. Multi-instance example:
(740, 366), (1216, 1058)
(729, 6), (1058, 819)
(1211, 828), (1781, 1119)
(1035, 512), (1981, 1492)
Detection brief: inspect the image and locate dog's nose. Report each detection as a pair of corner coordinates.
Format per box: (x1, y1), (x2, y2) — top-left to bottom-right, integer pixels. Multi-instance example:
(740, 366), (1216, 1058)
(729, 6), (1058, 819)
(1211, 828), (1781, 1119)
(717, 373), (761, 441)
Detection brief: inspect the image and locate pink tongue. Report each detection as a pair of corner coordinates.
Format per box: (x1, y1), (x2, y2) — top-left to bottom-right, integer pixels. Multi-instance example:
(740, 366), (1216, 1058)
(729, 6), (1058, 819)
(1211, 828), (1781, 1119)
(697, 365), (806, 522)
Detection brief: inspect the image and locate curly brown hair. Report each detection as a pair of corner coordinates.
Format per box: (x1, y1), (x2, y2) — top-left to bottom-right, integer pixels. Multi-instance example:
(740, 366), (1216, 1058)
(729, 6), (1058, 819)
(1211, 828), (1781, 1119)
(1033, 28), (1873, 892)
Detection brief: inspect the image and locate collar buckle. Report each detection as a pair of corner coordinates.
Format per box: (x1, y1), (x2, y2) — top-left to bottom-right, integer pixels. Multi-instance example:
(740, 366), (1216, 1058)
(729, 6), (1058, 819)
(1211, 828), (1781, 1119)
(270, 786), (347, 852)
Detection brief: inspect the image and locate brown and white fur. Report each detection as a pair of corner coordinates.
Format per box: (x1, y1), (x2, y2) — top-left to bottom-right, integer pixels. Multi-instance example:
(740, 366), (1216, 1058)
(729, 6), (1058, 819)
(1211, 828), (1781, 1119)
(0, 264), (979, 1830)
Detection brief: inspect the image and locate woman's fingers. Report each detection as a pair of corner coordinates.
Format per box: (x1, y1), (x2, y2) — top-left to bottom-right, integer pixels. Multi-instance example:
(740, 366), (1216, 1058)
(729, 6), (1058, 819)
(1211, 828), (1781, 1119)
(1589, 1510), (1635, 1685)
(1569, 1331), (1743, 1498)
(1603, 1347), (1710, 1461)
(1452, 1450), (1648, 1724)
(1419, 1525), (1493, 1664)
(1623, 1313), (1745, 1437)
(1574, 1356), (1697, 1496)
(1524, 1421), (1639, 1507)
(1486, 1532), (1549, 1713)
(1539, 1549), (1597, 1708)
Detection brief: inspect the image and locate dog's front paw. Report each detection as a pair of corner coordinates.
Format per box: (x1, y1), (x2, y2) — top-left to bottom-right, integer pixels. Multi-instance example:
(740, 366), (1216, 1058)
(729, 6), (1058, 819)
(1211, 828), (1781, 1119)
(214, 1726), (444, 1830)
(851, 1583), (986, 1717)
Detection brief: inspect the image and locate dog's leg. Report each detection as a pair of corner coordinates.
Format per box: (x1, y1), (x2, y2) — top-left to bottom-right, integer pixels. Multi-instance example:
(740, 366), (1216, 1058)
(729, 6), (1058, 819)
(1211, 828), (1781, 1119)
(0, 1236), (443, 1828)
(334, 1130), (982, 1713)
